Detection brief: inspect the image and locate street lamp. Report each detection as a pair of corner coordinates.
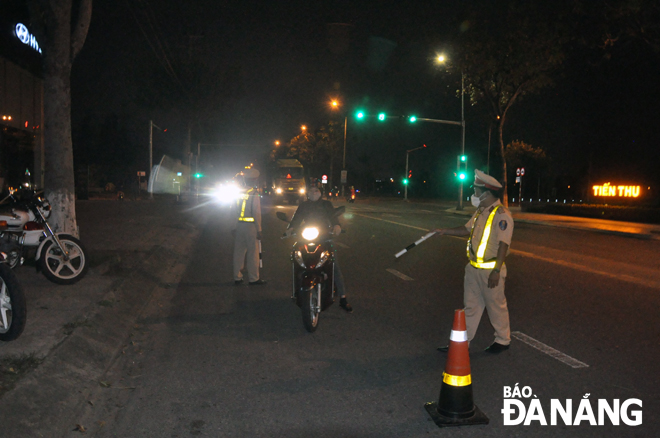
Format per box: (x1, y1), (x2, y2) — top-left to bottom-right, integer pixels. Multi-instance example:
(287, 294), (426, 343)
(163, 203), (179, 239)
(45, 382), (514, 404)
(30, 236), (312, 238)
(301, 125), (307, 132)
(436, 54), (466, 210)
(330, 99), (349, 197)
(274, 140), (281, 146)
(404, 145), (427, 201)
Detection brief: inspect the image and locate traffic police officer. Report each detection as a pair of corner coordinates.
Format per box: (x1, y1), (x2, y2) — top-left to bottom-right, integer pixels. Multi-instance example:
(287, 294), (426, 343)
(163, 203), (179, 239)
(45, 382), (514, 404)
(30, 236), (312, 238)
(434, 169), (514, 353)
(232, 168), (266, 285)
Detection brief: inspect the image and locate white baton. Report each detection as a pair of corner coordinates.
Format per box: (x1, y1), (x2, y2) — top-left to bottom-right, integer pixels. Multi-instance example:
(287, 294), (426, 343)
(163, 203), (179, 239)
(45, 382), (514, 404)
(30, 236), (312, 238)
(395, 231), (437, 258)
(259, 240), (263, 268)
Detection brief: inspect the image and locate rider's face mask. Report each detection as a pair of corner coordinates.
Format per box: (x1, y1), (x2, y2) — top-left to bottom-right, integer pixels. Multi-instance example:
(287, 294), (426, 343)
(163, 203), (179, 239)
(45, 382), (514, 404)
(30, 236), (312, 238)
(308, 190), (321, 202)
(470, 189), (488, 208)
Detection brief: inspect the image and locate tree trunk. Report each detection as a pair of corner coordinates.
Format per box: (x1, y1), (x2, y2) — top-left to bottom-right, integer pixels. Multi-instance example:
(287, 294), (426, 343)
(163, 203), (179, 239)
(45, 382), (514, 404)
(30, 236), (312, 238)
(43, 2), (77, 235)
(498, 119), (508, 208)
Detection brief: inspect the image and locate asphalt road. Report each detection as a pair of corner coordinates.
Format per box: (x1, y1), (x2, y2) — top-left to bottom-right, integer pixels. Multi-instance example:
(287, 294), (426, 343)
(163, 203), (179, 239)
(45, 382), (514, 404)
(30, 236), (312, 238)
(78, 198), (660, 438)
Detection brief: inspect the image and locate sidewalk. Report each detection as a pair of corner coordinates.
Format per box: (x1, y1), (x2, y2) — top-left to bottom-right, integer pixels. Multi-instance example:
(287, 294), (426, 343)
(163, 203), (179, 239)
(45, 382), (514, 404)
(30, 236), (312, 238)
(0, 198), (206, 437)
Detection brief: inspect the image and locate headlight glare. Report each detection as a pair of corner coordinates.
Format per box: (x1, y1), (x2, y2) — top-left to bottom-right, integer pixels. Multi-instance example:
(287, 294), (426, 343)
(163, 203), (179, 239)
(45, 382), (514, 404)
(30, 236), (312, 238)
(301, 227), (319, 240)
(276, 188), (283, 194)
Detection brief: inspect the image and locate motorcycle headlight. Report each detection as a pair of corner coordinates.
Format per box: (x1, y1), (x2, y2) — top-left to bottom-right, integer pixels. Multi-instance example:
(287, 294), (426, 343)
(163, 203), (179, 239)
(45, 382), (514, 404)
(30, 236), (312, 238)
(301, 227), (319, 241)
(299, 188), (306, 194)
(214, 184), (240, 204)
(293, 250), (305, 268)
(275, 188), (283, 194)
(316, 251), (330, 268)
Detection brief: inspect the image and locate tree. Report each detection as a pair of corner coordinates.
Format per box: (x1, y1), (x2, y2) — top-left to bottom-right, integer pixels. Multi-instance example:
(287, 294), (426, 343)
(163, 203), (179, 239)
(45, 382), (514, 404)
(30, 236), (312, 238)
(503, 140), (549, 199)
(451, 1), (571, 206)
(28, 0), (92, 235)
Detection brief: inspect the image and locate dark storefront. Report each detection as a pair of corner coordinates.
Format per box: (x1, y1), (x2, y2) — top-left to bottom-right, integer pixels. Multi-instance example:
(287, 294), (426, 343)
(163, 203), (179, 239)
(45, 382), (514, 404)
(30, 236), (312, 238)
(0, 1), (44, 190)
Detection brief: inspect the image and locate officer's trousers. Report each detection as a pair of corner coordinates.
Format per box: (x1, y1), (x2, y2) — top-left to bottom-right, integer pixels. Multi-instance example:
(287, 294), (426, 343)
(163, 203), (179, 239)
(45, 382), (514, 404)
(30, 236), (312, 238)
(233, 223), (260, 282)
(463, 263), (510, 345)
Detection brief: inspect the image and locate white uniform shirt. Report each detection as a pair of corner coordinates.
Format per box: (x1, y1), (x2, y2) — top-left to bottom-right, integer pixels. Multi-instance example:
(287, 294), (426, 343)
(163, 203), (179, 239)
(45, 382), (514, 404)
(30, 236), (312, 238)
(464, 200), (513, 262)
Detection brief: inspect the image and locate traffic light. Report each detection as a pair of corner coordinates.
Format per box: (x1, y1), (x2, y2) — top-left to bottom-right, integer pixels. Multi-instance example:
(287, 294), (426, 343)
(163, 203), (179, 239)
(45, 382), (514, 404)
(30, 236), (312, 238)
(194, 173), (204, 179)
(458, 171), (467, 181)
(356, 111), (365, 120)
(409, 115), (417, 123)
(378, 112), (386, 121)
(403, 179), (409, 185)
(460, 155), (467, 162)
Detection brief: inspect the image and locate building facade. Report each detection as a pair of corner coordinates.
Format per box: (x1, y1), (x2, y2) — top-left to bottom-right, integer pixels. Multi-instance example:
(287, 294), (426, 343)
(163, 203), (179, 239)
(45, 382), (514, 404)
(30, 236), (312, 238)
(0, 1), (44, 190)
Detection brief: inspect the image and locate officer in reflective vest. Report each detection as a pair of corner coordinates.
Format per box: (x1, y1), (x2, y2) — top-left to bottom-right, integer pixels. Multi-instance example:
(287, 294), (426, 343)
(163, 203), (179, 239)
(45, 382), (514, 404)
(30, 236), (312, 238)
(232, 168), (266, 285)
(433, 169), (514, 353)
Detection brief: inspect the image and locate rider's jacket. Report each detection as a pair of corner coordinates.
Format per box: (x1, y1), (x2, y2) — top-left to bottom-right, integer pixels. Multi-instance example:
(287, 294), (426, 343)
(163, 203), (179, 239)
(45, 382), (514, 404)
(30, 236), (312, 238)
(287, 199), (340, 231)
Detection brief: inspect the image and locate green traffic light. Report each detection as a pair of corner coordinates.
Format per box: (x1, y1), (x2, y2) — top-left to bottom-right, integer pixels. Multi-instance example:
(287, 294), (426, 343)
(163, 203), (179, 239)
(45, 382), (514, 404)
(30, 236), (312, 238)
(356, 111), (365, 119)
(460, 155), (467, 162)
(378, 113), (386, 121)
(194, 173), (203, 179)
(458, 172), (466, 181)
(403, 179), (409, 185)
(409, 116), (417, 123)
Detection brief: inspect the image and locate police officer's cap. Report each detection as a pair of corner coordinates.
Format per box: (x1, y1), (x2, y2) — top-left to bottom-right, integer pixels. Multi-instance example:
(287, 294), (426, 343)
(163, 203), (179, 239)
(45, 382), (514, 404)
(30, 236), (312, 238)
(241, 168), (260, 179)
(473, 169), (502, 191)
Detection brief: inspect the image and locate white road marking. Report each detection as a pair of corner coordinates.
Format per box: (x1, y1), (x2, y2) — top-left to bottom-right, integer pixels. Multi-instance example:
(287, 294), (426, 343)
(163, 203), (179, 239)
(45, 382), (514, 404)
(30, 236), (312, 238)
(511, 331), (589, 369)
(356, 212), (656, 289)
(386, 268), (414, 281)
(420, 209), (435, 213)
(354, 213), (429, 231)
(382, 213), (402, 218)
(334, 242), (350, 249)
(510, 249), (660, 290)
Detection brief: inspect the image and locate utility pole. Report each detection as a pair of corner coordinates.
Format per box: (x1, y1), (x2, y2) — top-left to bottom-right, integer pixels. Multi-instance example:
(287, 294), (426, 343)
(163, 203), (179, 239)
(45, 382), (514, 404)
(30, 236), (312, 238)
(149, 120), (163, 199)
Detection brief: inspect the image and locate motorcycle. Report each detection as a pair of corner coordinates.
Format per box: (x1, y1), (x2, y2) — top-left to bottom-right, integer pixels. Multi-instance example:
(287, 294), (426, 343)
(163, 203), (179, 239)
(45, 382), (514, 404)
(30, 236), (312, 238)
(276, 206), (345, 332)
(0, 221), (27, 341)
(0, 188), (88, 285)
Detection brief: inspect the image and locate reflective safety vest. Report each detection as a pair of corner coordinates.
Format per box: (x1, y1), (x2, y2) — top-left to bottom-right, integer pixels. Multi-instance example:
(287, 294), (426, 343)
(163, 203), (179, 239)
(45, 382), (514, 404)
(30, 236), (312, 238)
(237, 189), (255, 222)
(466, 205), (501, 269)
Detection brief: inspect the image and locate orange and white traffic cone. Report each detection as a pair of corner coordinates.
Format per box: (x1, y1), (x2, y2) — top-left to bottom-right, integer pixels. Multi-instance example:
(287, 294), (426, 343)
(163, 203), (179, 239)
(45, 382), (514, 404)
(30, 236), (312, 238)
(425, 309), (489, 427)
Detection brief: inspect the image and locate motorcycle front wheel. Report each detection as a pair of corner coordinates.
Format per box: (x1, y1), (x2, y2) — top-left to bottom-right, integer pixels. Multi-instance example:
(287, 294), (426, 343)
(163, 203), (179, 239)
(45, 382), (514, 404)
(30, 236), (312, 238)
(39, 234), (88, 285)
(0, 263), (27, 341)
(301, 284), (320, 333)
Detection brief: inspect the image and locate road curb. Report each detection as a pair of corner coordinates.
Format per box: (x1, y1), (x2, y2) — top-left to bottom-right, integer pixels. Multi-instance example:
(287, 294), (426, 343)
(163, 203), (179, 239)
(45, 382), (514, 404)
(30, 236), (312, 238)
(0, 219), (203, 437)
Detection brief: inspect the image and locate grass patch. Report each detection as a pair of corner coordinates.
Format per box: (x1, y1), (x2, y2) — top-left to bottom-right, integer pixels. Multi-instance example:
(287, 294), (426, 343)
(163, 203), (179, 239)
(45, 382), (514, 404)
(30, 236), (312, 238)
(0, 353), (44, 396)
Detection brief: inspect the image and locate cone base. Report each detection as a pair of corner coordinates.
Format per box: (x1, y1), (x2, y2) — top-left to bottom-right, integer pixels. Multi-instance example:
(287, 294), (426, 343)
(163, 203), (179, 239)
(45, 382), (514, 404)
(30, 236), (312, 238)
(424, 401), (489, 428)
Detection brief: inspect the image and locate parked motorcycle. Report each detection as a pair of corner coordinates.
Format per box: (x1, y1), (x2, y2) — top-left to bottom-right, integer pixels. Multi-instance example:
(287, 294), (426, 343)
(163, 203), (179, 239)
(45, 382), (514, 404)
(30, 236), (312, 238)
(0, 222), (27, 341)
(0, 188), (88, 284)
(277, 206), (345, 332)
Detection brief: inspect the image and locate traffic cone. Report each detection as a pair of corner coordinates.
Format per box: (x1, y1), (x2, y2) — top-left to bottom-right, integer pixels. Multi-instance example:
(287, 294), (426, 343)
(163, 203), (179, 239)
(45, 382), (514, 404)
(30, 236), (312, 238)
(425, 309), (489, 427)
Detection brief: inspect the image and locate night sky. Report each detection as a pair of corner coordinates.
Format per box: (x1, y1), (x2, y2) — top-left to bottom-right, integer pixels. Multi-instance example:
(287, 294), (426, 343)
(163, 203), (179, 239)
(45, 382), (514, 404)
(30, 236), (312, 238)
(70, 0), (660, 199)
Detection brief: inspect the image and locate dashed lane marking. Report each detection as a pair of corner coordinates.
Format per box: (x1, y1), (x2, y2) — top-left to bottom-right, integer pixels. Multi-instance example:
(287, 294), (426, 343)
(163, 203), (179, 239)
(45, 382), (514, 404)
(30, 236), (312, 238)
(334, 242), (350, 249)
(386, 268), (414, 281)
(511, 331), (589, 369)
(354, 213), (429, 231)
(510, 249), (660, 290)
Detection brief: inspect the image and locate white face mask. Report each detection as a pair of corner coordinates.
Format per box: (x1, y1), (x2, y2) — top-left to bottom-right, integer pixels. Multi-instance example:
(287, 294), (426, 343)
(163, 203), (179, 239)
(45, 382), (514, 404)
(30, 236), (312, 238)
(471, 192), (488, 208)
(309, 191), (321, 202)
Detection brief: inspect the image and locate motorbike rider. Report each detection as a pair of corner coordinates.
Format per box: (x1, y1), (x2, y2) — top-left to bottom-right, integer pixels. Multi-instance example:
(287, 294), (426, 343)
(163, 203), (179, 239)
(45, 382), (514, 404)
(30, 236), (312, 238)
(285, 185), (352, 313)
(232, 168), (266, 285)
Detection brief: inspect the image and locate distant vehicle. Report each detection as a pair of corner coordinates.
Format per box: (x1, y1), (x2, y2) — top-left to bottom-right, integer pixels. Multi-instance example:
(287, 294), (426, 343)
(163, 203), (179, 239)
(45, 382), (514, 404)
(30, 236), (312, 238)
(271, 159), (306, 204)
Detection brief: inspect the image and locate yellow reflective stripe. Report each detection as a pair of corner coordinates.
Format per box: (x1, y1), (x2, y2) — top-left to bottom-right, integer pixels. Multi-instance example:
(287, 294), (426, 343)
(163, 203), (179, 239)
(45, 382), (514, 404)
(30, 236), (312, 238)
(470, 260), (496, 269)
(476, 206), (500, 263)
(238, 217), (254, 222)
(443, 372), (472, 387)
(238, 192), (255, 222)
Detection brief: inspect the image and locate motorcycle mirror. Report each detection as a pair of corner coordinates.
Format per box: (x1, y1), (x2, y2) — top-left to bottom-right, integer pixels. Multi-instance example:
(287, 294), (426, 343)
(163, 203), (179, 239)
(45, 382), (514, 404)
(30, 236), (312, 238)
(332, 206), (345, 218)
(276, 211), (289, 222)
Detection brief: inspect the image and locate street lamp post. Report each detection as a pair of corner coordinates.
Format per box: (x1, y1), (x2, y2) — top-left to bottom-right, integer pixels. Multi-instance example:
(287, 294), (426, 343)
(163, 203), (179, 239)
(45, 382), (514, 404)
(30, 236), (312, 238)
(342, 115), (347, 197)
(404, 145), (426, 201)
(149, 120), (163, 199)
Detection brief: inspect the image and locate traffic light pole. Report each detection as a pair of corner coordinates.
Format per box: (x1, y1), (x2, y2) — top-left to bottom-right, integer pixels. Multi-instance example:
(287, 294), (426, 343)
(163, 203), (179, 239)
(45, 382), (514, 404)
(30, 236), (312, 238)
(404, 146), (426, 201)
(458, 72), (465, 211)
